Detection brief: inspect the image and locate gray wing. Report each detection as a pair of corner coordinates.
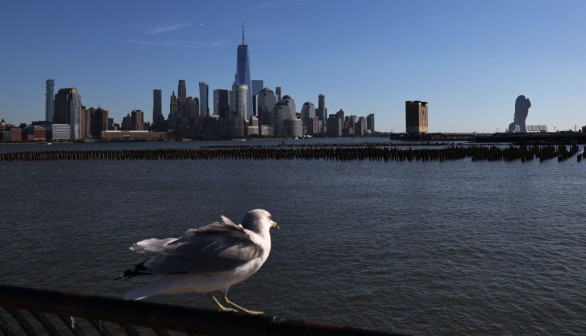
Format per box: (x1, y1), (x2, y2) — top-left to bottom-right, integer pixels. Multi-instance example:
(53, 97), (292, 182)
(142, 220), (264, 275)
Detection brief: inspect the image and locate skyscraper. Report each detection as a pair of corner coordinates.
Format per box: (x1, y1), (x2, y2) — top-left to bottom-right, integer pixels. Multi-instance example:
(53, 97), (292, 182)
(90, 107), (109, 138)
(317, 94), (326, 121)
(251, 80), (264, 97)
(367, 113), (375, 132)
(258, 87), (276, 130)
(199, 82), (209, 116)
(54, 88), (82, 140)
(235, 24), (252, 118)
(213, 89), (230, 119)
(132, 110), (144, 131)
(178, 80), (187, 101)
(251, 80), (264, 116)
(275, 87), (282, 102)
(45, 79), (55, 122)
(152, 89), (163, 130)
(230, 83), (248, 118)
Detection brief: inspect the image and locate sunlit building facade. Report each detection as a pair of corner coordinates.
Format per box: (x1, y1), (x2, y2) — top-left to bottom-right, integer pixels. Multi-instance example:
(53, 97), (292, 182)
(405, 101), (428, 134)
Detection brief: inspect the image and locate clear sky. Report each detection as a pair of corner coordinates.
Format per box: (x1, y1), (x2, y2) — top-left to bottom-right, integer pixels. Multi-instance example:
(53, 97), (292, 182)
(1, 0), (585, 133)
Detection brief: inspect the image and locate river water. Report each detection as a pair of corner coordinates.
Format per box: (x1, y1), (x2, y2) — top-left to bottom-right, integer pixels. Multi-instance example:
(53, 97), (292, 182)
(0, 139), (585, 335)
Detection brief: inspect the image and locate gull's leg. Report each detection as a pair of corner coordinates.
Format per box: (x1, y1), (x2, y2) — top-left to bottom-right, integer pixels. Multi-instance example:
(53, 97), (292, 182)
(222, 291), (264, 315)
(207, 293), (237, 313)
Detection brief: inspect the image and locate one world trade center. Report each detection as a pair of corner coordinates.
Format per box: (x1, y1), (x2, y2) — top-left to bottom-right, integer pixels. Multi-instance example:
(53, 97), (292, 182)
(235, 24), (252, 118)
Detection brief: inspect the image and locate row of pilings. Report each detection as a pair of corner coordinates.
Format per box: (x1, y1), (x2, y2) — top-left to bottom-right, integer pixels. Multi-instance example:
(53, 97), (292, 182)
(0, 145), (582, 162)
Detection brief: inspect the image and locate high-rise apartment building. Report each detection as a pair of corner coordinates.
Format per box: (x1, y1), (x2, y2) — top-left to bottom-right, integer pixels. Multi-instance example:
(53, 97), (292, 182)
(199, 82), (209, 116)
(45, 79), (55, 122)
(405, 101), (428, 134)
(54, 88), (82, 140)
(152, 89), (163, 130)
(235, 25), (252, 118)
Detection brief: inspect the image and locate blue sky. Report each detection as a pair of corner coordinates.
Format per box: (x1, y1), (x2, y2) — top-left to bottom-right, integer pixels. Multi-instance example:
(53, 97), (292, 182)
(1, 0), (585, 133)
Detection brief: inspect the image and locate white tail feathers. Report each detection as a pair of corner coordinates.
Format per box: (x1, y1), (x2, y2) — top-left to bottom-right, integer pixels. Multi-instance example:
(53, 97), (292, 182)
(130, 238), (176, 254)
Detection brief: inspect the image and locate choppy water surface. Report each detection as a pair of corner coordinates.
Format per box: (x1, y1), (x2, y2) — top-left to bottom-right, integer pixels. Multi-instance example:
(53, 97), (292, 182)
(0, 141), (585, 335)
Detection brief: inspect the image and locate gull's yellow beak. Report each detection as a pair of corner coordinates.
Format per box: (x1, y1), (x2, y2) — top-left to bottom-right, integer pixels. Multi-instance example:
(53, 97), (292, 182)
(271, 220), (280, 230)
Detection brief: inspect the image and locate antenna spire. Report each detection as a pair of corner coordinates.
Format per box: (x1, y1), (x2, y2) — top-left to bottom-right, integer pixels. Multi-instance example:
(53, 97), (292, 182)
(241, 23), (245, 45)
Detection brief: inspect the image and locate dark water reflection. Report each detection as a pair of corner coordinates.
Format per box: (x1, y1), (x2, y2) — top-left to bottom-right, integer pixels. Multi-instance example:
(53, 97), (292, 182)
(0, 141), (585, 335)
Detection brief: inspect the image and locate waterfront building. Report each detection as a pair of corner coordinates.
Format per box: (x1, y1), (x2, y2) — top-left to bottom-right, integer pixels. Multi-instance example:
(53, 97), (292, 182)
(152, 89), (164, 131)
(132, 110), (144, 131)
(81, 107), (91, 139)
(356, 116), (367, 136)
(250, 80), (264, 116)
(275, 87), (282, 102)
(526, 125), (548, 133)
(168, 79), (199, 133)
(51, 124), (70, 141)
(228, 111), (245, 138)
(199, 82), (209, 116)
(405, 101), (428, 134)
(213, 89), (230, 119)
(230, 83), (248, 118)
(178, 80), (187, 102)
(101, 130), (167, 141)
(90, 107), (109, 138)
(54, 88), (82, 140)
(367, 113), (375, 132)
(301, 102), (316, 120)
(45, 79), (55, 122)
(273, 95), (297, 137)
(121, 110), (144, 131)
(247, 116), (259, 136)
(258, 87), (276, 133)
(168, 91), (178, 130)
(235, 25), (252, 118)
(301, 102), (316, 135)
(287, 119), (303, 138)
(186, 97), (200, 119)
(306, 118), (320, 135)
(317, 94), (326, 122)
(326, 113), (342, 137)
(228, 83), (248, 138)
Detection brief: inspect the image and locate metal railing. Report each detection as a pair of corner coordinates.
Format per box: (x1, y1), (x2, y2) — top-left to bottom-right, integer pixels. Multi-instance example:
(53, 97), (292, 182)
(0, 285), (410, 336)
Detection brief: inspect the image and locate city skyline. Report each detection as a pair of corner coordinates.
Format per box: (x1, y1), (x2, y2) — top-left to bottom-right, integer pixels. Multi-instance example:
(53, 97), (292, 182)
(1, 0), (586, 133)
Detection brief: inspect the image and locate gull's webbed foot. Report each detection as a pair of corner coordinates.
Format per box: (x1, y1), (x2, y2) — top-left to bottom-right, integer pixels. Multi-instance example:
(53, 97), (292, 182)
(223, 293), (264, 315)
(208, 293), (238, 313)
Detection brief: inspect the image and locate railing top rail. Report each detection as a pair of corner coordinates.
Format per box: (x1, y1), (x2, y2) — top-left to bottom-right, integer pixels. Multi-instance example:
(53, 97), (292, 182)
(0, 284), (410, 336)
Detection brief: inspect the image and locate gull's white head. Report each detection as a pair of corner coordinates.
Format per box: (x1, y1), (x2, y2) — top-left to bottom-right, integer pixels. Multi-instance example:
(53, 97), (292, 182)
(242, 209), (279, 234)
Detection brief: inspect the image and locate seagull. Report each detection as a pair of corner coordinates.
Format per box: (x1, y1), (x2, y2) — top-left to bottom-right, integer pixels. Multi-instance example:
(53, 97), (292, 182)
(119, 209), (279, 315)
